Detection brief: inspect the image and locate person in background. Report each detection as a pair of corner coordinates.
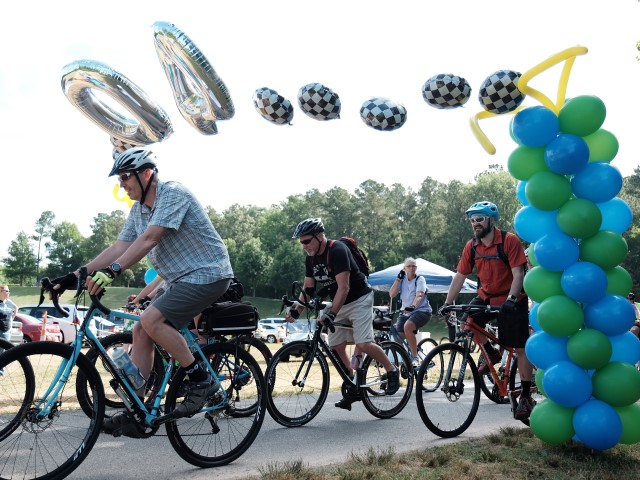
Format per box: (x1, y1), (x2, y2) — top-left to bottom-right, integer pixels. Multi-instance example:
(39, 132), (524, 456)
(439, 201), (535, 420)
(0, 285), (17, 375)
(628, 292), (640, 338)
(388, 257), (433, 367)
(286, 218), (400, 411)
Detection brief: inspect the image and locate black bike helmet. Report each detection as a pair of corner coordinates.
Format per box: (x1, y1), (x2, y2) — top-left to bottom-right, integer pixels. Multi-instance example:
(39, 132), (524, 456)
(292, 218), (325, 238)
(109, 147), (158, 176)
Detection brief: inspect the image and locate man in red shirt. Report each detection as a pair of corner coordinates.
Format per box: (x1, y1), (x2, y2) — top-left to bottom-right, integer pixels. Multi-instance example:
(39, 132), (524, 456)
(440, 201), (535, 420)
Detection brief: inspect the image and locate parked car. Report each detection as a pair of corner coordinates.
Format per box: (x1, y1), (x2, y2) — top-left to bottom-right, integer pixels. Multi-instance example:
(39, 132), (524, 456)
(9, 322), (24, 345)
(12, 313), (63, 343)
(255, 323), (283, 343)
(259, 318), (287, 328)
(17, 304), (97, 344)
(280, 320), (328, 360)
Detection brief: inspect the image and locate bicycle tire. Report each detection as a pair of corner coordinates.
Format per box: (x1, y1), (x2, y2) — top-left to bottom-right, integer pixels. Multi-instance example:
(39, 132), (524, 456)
(478, 353), (510, 404)
(77, 331), (166, 418)
(228, 334), (272, 372)
(0, 342), (105, 480)
(361, 340), (413, 418)
(0, 340), (36, 442)
(164, 342), (266, 467)
(264, 340), (329, 427)
(415, 343), (481, 438)
(438, 336), (450, 345)
(417, 337), (438, 352)
(415, 340), (444, 393)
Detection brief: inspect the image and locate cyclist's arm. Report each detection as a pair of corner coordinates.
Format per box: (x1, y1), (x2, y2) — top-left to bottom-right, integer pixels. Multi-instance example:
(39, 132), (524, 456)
(328, 271), (349, 316)
(507, 264), (525, 299)
(444, 272), (467, 304)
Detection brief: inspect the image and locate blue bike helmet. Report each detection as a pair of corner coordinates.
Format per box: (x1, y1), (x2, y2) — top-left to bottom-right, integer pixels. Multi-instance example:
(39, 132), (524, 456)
(292, 218), (324, 238)
(465, 201), (499, 220)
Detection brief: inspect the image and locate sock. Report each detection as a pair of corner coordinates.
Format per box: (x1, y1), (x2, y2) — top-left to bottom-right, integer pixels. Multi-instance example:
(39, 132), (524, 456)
(185, 360), (208, 382)
(521, 380), (531, 398)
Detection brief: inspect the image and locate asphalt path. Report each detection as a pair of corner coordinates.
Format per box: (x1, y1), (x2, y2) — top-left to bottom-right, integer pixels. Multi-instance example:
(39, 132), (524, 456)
(67, 391), (524, 480)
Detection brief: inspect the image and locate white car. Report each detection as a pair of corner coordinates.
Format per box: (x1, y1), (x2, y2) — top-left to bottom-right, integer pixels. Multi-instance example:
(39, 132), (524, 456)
(17, 304), (97, 344)
(255, 323), (282, 343)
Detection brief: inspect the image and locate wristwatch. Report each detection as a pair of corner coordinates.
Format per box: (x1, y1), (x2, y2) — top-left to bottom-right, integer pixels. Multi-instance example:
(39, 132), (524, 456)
(507, 294), (517, 302)
(109, 262), (122, 276)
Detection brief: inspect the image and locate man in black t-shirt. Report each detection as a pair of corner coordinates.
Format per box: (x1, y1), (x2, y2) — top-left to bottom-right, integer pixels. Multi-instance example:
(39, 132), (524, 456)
(285, 218), (400, 410)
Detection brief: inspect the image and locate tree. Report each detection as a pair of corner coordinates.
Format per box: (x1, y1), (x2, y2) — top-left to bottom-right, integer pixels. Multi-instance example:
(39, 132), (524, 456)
(84, 211), (126, 260)
(44, 222), (85, 278)
(233, 238), (270, 296)
(32, 211), (55, 281)
(3, 232), (37, 285)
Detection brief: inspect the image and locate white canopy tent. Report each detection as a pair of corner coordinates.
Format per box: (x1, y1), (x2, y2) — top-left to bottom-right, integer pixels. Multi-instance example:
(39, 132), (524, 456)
(368, 258), (477, 294)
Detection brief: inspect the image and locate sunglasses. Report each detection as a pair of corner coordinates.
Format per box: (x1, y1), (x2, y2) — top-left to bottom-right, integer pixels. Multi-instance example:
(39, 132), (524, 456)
(300, 237), (314, 245)
(118, 172), (135, 182)
(469, 215), (487, 224)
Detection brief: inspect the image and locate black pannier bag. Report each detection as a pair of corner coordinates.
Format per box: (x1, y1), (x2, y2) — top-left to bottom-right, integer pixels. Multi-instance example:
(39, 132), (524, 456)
(198, 301), (259, 336)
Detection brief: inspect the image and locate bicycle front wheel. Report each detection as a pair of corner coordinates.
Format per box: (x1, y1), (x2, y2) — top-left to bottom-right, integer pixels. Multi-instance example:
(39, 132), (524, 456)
(0, 342), (105, 480)
(361, 340), (413, 418)
(415, 343), (480, 438)
(265, 341), (329, 427)
(164, 342), (266, 468)
(0, 339), (35, 442)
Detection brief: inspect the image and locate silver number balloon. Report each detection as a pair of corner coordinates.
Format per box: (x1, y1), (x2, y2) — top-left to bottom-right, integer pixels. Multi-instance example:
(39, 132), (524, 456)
(61, 59), (173, 145)
(153, 21), (235, 135)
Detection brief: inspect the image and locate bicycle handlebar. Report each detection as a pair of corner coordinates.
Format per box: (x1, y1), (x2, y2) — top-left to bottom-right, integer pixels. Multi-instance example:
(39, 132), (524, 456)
(40, 267), (111, 317)
(439, 304), (500, 325)
(280, 281), (335, 333)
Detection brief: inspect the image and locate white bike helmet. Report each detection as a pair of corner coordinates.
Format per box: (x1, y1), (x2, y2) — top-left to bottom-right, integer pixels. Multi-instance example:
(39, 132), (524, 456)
(109, 147), (158, 177)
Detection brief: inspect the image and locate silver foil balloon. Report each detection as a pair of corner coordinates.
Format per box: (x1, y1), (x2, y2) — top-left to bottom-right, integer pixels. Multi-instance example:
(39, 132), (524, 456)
(61, 59), (174, 145)
(153, 21), (234, 135)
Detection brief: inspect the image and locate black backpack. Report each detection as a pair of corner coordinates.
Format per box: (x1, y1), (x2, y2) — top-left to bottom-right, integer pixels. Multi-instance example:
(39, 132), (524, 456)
(214, 276), (245, 303)
(328, 237), (370, 277)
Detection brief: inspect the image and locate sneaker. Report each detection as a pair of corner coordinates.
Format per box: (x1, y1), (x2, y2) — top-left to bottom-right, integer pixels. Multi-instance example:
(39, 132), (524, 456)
(173, 373), (219, 418)
(514, 396), (536, 420)
(412, 357), (421, 369)
(382, 369), (400, 395)
(478, 350), (502, 375)
(101, 412), (145, 438)
(335, 394), (361, 411)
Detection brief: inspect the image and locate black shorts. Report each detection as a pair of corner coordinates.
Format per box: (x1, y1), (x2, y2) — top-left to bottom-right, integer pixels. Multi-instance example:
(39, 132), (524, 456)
(465, 295), (530, 348)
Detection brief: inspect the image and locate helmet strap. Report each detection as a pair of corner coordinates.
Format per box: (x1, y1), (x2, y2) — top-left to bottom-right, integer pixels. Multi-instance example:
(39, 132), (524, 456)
(138, 171), (155, 206)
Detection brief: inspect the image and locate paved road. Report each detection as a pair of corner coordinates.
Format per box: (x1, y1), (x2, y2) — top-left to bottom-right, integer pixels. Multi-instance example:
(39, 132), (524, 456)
(67, 391), (524, 480)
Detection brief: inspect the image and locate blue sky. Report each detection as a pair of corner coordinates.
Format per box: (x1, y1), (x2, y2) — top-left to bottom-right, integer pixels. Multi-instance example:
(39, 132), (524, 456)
(2, 0), (639, 258)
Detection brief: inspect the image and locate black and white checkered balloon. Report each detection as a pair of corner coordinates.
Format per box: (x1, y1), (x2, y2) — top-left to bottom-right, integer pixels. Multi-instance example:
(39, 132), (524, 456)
(110, 136), (140, 160)
(252, 87), (294, 125)
(422, 73), (471, 109)
(297, 83), (341, 121)
(478, 70), (525, 114)
(359, 98), (407, 131)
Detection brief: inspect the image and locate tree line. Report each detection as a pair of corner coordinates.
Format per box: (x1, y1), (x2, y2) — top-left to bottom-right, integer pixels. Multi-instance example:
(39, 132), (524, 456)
(4, 165), (640, 300)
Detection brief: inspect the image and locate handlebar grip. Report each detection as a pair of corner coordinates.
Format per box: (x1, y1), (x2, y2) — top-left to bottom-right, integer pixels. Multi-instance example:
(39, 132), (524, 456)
(39, 277), (70, 318)
(323, 317), (336, 333)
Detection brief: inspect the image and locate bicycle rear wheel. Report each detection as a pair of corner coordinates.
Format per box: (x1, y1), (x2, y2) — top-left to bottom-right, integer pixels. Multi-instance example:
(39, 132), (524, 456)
(0, 342), (105, 480)
(0, 339), (35, 442)
(415, 343), (481, 438)
(265, 341), (329, 427)
(361, 340), (413, 418)
(165, 342), (266, 468)
(228, 335), (272, 373)
(415, 341), (444, 393)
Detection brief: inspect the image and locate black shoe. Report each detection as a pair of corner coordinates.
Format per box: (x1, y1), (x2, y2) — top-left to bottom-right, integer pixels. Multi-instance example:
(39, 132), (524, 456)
(102, 412), (146, 438)
(384, 369), (400, 395)
(335, 393), (362, 411)
(174, 373), (219, 418)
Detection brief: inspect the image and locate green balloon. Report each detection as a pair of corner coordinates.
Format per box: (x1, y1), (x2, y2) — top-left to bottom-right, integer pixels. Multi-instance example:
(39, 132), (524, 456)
(507, 146), (549, 181)
(535, 368), (547, 397)
(592, 362), (640, 407)
(559, 95), (606, 137)
(583, 129), (619, 163)
(523, 267), (564, 303)
(537, 296), (584, 337)
(526, 171), (572, 211)
(567, 328), (612, 370)
(528, 245), (539, 267)
(580, 231), (628, 270)
(530, 399), (575, 445)
(606, 266), (633, 296)
(614, 404), (640, 444)
(557, 198), (602, 239)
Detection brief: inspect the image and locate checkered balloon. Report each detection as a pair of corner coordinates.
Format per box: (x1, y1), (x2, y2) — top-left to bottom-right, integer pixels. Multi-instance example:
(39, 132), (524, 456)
(110, 136), (140, 160)
(252, 87), (294, 125)
(422, 73), (471, 109)
(478, 70), (525, 114)
(297, 83), (341, 121)
(359, 98), (407, 131)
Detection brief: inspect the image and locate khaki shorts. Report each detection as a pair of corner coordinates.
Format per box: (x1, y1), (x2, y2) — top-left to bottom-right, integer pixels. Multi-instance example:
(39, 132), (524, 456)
(328, 291), (375, 347)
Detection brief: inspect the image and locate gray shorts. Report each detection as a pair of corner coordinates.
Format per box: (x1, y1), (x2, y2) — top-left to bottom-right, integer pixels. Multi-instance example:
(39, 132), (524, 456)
(328, 291), (375, 347)
(152, 279), (231, 329)
(395, 311), (432, 334)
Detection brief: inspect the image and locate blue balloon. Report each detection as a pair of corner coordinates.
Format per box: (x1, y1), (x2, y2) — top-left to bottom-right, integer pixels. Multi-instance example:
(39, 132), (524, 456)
(516, 180), (529, 206)
(512, 106), (560, 147)
(561, 262), (608, 304)
(572, 162), (623, 203)
(597, 197), (633, 234)
(514, 206), (560, 243)
(534, 232), (579, 272)
(584, 294), (636, 336)
(573, 399), (623, 450)
(144, 268), (158, 285)
(525, 331), (569, 369)
(609, 331), (640, 365)
(529, 302), (541, 332)
(544, 134), (590, 175)
(543, 361), (592, 407)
